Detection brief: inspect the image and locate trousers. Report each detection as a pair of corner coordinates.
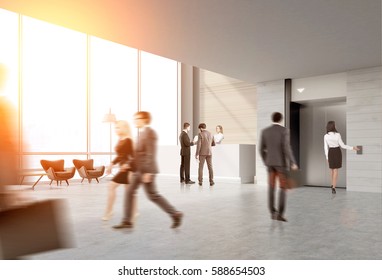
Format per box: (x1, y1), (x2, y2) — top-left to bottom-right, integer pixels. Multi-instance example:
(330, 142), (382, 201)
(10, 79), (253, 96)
(267, 166), (287, 215)
(123, 172), (176, 223)
(198, 155), (214, 184)
(180, 155), (191, 181)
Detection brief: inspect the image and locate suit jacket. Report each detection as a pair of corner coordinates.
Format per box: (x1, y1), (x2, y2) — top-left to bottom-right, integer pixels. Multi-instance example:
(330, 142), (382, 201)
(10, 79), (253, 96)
(196, 130), (214, 156)
(132, 127), (159, 174)
(179, 131), (194, 156)
(260, 124), (296, 168)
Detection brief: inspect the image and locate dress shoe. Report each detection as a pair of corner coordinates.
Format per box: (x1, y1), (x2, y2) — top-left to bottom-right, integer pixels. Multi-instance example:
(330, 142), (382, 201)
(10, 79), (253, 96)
(180, 179), (185, 183)
(112, 222), (133, 229)
(276, 215), (288, 222)
(171, 211), (183, 228)
(198, 182), (202, 186)
(271, 212), (278, 220)
(210, 182), (215, 187)
(185, 180), (195, 184)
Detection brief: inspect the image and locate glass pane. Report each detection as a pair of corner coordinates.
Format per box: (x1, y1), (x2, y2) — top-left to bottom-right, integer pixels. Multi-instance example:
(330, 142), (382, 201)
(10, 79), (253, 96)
(0, 8), (19, 105)
(140, 52), (178, 145)
(89, 155), (113, 170)
(21, 16), (87, 157)
(89, 36), (138, 156)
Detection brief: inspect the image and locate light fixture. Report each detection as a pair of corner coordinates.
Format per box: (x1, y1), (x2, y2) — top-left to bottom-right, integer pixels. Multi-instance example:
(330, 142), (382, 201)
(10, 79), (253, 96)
(103, 108), (116, 123)
(297, 88), (305, 93)
(103, 108), (116, 163)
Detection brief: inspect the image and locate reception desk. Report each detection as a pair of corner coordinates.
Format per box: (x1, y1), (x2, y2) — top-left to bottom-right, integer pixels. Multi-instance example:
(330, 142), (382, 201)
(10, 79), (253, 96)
(157, 144), (256, 183)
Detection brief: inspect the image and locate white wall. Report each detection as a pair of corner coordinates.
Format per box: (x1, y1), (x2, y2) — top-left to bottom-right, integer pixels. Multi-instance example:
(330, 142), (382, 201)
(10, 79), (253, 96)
(199, 70), (257, 144)
(346, 66), (382, 193)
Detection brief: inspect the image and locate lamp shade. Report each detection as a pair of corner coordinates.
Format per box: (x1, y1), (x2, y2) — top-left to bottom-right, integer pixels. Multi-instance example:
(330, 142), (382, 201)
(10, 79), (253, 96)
(103, 108), (116, 123)
(103, 113), (116, 123)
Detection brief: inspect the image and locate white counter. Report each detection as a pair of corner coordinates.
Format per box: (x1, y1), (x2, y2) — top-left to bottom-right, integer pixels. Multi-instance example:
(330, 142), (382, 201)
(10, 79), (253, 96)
(157, 144), (256, 183)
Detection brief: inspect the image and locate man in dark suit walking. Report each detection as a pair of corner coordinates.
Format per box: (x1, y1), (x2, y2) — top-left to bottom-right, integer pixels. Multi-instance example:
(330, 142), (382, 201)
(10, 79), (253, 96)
(113, 111), (183, 229)
(259, 112), (298, 222)
(179, 122), (195, 184)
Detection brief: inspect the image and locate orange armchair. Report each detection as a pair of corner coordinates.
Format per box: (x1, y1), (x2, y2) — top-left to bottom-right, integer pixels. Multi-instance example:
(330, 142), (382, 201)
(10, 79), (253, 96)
(40, 159), (75, 186)
(73, 159), (105, 183)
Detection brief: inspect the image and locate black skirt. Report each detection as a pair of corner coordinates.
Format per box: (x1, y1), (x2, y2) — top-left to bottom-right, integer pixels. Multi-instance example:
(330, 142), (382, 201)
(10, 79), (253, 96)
(112, 170), (129, 184)
(328, 147), (342, 169)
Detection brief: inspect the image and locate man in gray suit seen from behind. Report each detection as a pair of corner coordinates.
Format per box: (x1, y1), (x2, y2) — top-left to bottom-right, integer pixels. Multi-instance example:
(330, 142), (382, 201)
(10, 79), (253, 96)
(195, 123), (215, 186)
(260, 112), (298, 222)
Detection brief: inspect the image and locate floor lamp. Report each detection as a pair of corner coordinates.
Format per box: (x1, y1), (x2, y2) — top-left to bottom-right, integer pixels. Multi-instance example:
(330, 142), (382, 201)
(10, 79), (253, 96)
(103, 108), (116, 164)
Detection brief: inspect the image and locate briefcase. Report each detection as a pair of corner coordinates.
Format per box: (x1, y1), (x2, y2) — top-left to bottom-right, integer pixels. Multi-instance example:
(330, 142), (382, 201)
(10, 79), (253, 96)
(286, 169), (302, 189)
(0, 199), (74, 259)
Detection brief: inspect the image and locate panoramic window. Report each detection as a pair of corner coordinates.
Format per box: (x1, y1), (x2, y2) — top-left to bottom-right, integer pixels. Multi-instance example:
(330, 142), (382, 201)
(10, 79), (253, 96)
(0, 8), (18, 104)
(140, 51), (178, 145)
(0, 9), (180, 170)
(89, 36), (138, 164)
(22, 16), (87, 156)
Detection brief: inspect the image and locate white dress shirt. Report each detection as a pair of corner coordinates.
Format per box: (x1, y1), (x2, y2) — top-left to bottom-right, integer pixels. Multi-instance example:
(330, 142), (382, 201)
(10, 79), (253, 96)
(213, 132), (224, 144)
(324, 132), (352, 160)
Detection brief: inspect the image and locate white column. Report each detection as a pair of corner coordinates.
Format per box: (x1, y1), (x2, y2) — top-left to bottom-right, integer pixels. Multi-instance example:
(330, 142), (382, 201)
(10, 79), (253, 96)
(255, 80), (285, 186)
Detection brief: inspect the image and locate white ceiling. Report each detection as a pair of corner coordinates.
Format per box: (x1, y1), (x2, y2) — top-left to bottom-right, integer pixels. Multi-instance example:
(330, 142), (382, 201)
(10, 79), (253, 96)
(1, 0), (381, 83)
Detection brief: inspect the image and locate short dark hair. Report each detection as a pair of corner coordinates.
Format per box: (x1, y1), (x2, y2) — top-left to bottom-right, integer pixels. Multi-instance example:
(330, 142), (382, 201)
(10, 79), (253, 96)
(183, 122), (190, 129)
(135, 111), (151, 124)
(326, 121), (338, 133)
(198, 123), (206, 129)
(272, 112), (283, 123)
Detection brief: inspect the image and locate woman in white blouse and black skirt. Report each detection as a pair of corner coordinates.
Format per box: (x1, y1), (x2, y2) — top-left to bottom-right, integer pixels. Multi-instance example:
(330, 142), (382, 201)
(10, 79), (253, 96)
(324, 121), (359, 194)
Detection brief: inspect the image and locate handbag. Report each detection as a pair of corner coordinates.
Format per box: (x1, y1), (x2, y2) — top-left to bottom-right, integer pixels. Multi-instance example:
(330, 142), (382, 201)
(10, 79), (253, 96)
(0, 199), (74, 259)
(286, 169), (301, 189)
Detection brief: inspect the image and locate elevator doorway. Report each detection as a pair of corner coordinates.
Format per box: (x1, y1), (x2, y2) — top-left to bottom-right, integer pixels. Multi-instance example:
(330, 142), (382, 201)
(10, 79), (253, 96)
(299, 99), (347, 188)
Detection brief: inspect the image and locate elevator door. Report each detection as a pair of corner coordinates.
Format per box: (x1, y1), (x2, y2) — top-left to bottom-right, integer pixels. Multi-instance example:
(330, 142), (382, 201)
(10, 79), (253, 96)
(300, 101), (347, 188)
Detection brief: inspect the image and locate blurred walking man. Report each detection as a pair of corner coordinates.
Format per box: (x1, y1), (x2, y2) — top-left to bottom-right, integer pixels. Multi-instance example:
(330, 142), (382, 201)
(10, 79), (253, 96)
(113, 111), (183, 229)
(259, 112), (298, 222)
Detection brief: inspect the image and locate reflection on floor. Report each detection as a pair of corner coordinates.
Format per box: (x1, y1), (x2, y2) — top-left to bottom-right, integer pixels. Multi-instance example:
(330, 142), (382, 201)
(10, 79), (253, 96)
(21, 176), (382, 260)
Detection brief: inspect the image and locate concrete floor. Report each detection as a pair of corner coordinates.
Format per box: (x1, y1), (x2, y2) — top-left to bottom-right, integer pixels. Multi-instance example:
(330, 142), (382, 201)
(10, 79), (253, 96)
(18, 176), (382, 260)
